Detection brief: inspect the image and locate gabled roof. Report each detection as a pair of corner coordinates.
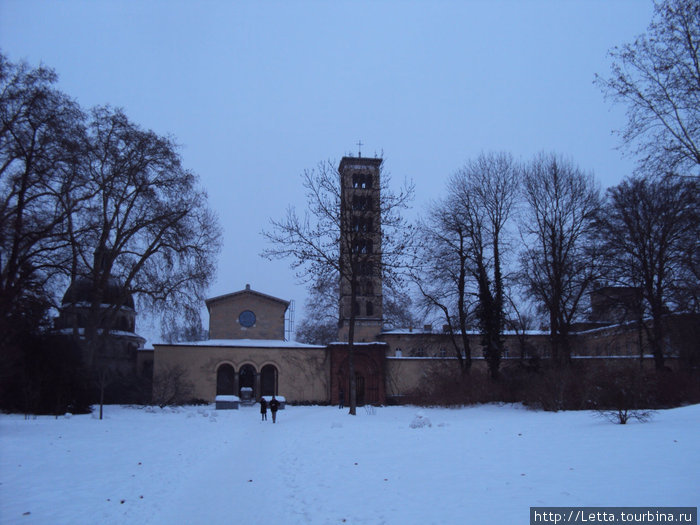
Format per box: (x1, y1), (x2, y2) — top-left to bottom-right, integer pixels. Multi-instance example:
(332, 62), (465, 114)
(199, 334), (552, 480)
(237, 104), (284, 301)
(205, 285), (290, 311)
(154, 338), (321, 349)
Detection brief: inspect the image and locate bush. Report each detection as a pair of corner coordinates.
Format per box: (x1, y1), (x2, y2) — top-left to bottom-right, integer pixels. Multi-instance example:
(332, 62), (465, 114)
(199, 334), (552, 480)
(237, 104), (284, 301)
(404, 360), (699, 412)
(152, 365), (194, 408)
(0, 334), (92, 415)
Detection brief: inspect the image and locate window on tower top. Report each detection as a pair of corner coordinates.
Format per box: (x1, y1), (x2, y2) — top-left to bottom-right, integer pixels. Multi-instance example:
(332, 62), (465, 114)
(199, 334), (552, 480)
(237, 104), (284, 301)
(352, 173), (373, 189)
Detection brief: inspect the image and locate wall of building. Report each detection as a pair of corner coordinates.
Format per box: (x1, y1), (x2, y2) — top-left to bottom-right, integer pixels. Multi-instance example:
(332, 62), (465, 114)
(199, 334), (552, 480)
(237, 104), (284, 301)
(378, 330), (551, 360)
(154, 344), (329, 403)
(207, 291), (288, 340)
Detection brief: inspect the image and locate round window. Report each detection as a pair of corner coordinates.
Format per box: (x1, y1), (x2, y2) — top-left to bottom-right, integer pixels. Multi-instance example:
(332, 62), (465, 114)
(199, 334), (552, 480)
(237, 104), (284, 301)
(238, 310), (256, 327)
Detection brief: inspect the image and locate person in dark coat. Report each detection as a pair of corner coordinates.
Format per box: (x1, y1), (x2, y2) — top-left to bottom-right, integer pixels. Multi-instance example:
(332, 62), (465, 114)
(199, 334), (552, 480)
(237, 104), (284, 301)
(260, 398), (267, 421)
(269, 395), (280, 423)
(338, 389), (344, 409)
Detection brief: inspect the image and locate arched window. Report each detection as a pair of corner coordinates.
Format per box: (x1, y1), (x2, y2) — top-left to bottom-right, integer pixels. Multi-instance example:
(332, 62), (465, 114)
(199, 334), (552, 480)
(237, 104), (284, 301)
(261, 365), (278, 396)
(216, 364), (236, 395)
(239, 364), (256, 397)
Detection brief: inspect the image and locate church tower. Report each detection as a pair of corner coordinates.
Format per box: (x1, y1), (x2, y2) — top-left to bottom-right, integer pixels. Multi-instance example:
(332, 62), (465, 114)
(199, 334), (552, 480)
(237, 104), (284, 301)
(337, 155), (383, 342)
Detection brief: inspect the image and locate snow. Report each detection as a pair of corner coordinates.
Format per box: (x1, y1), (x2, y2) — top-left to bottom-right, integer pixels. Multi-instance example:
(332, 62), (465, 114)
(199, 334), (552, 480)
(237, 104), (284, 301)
(1, 404), (698, 524)
(159, 338), (323, 348)
(261, 395), (286, 402)
(214, 395), (240, 402)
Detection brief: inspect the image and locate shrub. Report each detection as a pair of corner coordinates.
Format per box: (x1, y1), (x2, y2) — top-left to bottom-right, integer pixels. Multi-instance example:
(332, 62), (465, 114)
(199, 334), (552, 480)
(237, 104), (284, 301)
(152, 365), (194, 408)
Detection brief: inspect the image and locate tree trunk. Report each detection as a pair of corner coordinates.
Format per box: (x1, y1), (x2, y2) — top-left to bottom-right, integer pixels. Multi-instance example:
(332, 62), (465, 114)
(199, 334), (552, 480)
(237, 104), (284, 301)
(347, 278), (357, 416)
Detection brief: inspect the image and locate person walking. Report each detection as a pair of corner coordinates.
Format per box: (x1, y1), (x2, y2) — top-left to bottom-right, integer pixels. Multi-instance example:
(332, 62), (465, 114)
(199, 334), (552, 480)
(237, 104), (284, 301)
(269, 395), (280, 424)
(260, 397), (267, 421)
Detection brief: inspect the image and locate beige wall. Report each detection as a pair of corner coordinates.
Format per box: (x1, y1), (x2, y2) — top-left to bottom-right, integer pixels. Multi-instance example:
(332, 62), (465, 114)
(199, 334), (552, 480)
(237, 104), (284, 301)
(378, 331), (551, 359)
(207, 291), (287, 340)
(154, 343), (329, 403)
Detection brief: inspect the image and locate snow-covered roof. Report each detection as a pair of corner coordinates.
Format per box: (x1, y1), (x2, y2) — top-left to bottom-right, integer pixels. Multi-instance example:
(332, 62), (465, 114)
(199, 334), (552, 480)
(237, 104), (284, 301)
(154, 338), (324, 349)
(53, 327), (146, 342)
(327, 341), (389, 346)
(381, 328), (549, 336)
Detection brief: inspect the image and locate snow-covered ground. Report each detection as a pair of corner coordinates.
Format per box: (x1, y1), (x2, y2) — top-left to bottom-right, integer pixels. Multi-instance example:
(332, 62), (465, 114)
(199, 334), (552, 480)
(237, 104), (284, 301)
(1, 404), (698, 524)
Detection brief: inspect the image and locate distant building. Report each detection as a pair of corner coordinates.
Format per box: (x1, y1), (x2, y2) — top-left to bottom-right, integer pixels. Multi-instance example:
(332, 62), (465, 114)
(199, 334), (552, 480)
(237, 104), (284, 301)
(154, 284), (328, 402)
(54, 275), (148, 401)
(152, 155), (699, 405)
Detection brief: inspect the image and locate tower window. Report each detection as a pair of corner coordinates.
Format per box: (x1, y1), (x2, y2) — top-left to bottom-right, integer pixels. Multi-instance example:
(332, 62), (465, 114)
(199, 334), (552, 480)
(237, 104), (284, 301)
(352, 173), (373, 189)
(352, 217), (373, 232)
(352, 196), (373, 211)
(359, 262), (374, 276)
(353, 239), (373, 254)
(366, 301), (374, 316)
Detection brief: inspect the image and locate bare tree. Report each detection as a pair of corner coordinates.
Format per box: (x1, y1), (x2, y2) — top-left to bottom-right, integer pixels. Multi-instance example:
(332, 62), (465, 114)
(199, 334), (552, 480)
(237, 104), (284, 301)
(596, 0), (700, 176)
(519, 153), (602, 366)
(295, 271), (419, 344)
(263, 158), (412, 415)
(0, 54), (85, 343)
(66, 107), (221, 415)
(413, 152), (518, 378)
(152, 365), (194, 408)
(295, 271), (340, 345)
(597, 174), (699, 369)
(413, 194), (476, 373)
(382, 284), (421, 332)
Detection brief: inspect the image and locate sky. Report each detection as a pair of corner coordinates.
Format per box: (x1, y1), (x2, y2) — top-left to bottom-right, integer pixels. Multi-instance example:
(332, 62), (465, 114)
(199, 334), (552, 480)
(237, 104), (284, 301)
(0, 0), (655, 343)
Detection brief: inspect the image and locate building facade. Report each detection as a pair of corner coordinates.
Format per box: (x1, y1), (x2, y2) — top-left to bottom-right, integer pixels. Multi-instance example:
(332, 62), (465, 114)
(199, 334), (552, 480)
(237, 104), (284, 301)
(152, 155), (698, 406)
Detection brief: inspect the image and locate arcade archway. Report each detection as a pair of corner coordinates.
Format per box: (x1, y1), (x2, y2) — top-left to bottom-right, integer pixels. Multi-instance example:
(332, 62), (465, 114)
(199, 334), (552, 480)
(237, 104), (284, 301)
(216, 364), (236, 395)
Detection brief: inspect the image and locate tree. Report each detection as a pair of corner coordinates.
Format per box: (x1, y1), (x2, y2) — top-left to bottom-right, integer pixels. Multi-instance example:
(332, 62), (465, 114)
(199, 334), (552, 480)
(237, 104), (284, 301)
(519, 153), (602, 366)
(0, 54), (85, 344)
(457, 152), (519, 379)
(597, 0), (700, 176)
(65, 106), (221, 412)
(382, 284), (421, 332)
(152, 364), (194, 408)
(597, 174), (699, 369)
(263, 158), (412, 415)
(413, 152), (518, 378)
(295, 271), (340, 345)
(413, 194), (475, 373)
(295, 271), (419, 345)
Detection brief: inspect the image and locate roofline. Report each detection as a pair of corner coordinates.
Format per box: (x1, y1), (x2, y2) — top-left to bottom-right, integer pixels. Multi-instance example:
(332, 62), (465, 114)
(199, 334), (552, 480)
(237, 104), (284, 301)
(338, 156), (383, 172)
(205, 287), (290, 310)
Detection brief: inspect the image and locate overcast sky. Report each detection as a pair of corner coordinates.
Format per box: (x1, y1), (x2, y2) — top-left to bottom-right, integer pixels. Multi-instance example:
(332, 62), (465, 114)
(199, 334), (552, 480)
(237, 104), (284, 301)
(0, 0), (654, 342)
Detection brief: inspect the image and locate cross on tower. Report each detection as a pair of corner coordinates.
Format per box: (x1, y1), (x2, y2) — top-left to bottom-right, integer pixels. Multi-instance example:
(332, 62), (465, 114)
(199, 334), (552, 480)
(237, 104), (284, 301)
(356, 140), (363, 158)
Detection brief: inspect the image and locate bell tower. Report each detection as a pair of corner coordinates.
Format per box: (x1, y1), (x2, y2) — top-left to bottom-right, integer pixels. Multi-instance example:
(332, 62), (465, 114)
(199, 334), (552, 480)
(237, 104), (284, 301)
(337, 155), (383, 342)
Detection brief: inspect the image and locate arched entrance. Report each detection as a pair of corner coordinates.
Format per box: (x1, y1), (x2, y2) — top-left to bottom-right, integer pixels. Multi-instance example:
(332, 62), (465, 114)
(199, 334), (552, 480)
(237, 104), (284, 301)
(331, 345), (385, 406)
(216, 364), (236, 395)
(239, 364), (256, 398)
(353, 373), (365, 406)
(261, 364), (278, 396)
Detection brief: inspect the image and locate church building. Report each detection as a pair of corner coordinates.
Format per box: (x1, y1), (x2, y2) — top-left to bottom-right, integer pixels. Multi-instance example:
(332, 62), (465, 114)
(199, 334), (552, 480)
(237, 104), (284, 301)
(152, 155), (698, 406)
